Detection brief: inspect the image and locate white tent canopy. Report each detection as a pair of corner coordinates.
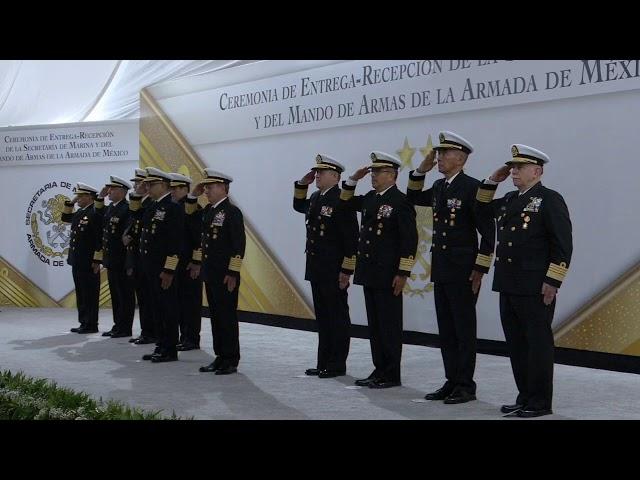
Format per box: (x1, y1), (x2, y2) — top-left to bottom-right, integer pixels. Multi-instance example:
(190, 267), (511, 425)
(0, 60), (261, 127)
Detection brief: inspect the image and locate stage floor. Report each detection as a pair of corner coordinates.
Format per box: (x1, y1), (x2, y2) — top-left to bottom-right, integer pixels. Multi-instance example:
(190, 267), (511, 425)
(1, 308), (638, 420)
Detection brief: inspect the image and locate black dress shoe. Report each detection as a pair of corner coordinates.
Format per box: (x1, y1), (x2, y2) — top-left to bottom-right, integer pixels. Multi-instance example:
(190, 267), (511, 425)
(355, 377), (378, 387)
(305, 368), (321, 376)
(443, 391), (477, 404)
(134, 336), (157, 345)
(142, 349), (161, 361)
(102, 330), (114, 337)
(151, 354), (178, 363)
(500, 403), (525, 414)
(516, 408), (553, 418)
(199, 362), (218, 373)
(70, 327), (82, 333)
(177, 342), (200, 351)
(424, 386), (454, 400)
(76, 326), (99, 334)
(215, 366), (238, 375)
(111, 331), (132, 338)
(318, 369), (346, 378)
(368, 379), (401, 389)
(129, 337), (139, 343)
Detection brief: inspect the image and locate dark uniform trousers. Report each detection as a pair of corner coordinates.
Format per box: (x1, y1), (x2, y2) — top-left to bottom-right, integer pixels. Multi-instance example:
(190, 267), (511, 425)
(407, 170), (495, 395)
(63, 201), (102, 328)
(476, 180), (572, 411)
(98, 198), (135, 334)
(177, 196), (204, 346)
(126, 195), (156, 339)
(196, 196), (246, 369)
(340, 182), (418, 384)
(139, 194), (184, 355)
(293, 182), (358, 372)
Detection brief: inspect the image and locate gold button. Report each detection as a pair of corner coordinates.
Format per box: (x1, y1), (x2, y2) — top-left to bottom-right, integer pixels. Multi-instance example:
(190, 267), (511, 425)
(320, 224), (325, 230)
(496, 257), (500, 261)
(433, 230), (436, 235)
(357, 251), (360, 255)
(376, 230), (381, 235)
(508, 242), (512, 246)
(500, 226), (504, 230)
(442, 245), (447, 249)
(310, 240), (314, 243)
(366, 240), (370, 244)
(205, 244), (209, 247)
(507, 258), (512, 263)
(435, 219), (438, 222)
(369, 227), (373, 231)
(433, 243), (437, 247)
(378, 223), (383, 228)
(442, 232), (447, 237)
(317, 216), (321, 220)
(511, 226), (516, 231)
(365, 253), (369, 258)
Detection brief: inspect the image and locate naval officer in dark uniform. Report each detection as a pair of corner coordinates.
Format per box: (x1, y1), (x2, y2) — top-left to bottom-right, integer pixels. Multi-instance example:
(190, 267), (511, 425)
(340, 152), (418, 389)
(94, 175), (135, 338)
(293, 154), (359, 378)
(61, 182), (103, 334)
(188, 169), (246, 375)
(476, 144), (573, 418)
(406, 131), (495, 404)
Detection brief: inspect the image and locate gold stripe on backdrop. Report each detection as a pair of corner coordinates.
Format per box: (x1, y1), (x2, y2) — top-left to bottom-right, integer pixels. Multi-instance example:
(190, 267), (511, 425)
(0, 257), (59, 307)
(554, 259), (640, 355)
(140, 89), (314, 319)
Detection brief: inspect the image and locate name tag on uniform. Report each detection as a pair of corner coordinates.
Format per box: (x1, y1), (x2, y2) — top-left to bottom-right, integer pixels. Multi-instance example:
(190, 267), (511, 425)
(447, 198), (462, 209)
(320, 206), (333, 217)
(524, 197), (542, 212)
(213, 211), (226, 226)
(153, 210), (166, 221)
(378, 205), (393, 218)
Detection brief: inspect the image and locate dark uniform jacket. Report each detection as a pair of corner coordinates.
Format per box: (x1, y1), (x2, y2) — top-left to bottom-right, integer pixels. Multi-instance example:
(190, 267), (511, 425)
(199, 197), (246, 279)
(476, 180), (573, 295)
(340, 182), (418, 289)
(178, 196), (204, 272)
(293, 182), (359, 283)
(138, 193), (184, 276)
(406, 170), (495, 283)
(61, 201), (102, 270)
(94, 198), (130, 269)
(124, 195), (153, 272)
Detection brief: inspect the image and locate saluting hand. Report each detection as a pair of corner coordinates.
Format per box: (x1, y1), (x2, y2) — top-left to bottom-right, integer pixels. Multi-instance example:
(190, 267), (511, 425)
(299, 171), (316, 185)
(99, 186), (110, 198)
(489, 165), (511, 183)
(191, 182), (205, 197)
(416, 149), (437, 174)
(350, 166), (370, 181)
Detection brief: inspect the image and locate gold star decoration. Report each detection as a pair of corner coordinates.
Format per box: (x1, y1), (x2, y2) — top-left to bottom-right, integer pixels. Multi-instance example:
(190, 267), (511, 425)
(396, 137), (416, 171)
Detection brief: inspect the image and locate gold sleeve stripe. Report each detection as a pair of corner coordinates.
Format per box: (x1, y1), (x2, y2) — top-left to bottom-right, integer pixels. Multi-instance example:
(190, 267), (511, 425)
(399, 256), (416, 271)
(340, 188), (354, 201)
(294, 185), (308, 200)
(407, 178), (425, 191)
(228, 255), (243, 272)
(192, 249), (202, 262)
(475, 253), (493, 268)
(164, 255), (179, 271)
(546, 262), (569, 282)
(476, 188), (497, 203)
(185, 202), (197, 215)
(93, 250), (103, 261)
(341, 255), (356, 270)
